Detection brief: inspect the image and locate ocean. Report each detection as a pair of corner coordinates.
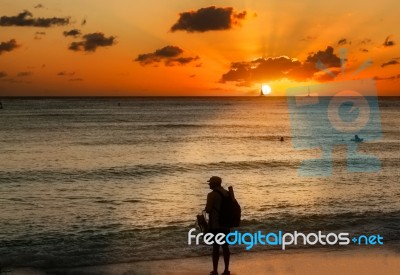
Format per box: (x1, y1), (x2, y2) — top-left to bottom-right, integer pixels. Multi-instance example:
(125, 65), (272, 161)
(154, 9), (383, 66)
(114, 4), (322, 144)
(0, 97), (399, 268)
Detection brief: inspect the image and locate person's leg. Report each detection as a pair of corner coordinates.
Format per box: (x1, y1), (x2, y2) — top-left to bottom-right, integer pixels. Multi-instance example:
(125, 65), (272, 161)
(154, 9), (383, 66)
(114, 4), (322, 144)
(222, 243), (230, 273)
(212, 243), (220, 273)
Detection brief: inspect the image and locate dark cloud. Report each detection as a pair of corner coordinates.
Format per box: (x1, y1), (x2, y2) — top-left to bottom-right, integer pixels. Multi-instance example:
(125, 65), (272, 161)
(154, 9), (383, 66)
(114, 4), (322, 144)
(34, 4), (44, 9)
(337, 38), (350, 46)
(154, 45), (183, 57)
(34, 31), (46, 40)
(57, 71), (76, 76)
(221, 46), (341, 85)
(374, 74), (400, 81)
(0, 39), (19, 55)
(0, 72), (7, 78)
(360, 48), (369, 52)
(69, 42), (80, 51)
(165, 56), (199, 66)
(360, 38), (372, 45)
(383, 35), (395, 47)
(300, 36), (316, 42)
(304, 46), (341, 67)
(0, 10), (69, 27)
(381, 58), (399, 68)
(63, 29), (81, 37)
(58, 72), (80, 82)
(135, 45), (199, 66)
(1, 78), (31, 84)
(170, 6), (247, 32)
(68, 32), (116, 52)
(17, 71), (32, 77)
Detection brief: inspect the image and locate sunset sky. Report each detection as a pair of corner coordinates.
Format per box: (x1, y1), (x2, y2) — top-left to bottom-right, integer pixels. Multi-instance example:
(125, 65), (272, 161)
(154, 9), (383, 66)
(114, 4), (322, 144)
(0, 0), (399, 96)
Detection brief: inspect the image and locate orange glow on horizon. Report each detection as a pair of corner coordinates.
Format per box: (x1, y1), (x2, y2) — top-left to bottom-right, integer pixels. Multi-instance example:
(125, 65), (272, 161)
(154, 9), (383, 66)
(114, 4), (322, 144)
(0, 1), (399, 96)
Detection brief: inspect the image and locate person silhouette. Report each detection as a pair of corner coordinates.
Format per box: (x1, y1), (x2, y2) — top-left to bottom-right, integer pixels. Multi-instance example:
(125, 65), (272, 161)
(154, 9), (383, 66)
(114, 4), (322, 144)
(354, 135), (362, 142)
(205, 176), (231, 275)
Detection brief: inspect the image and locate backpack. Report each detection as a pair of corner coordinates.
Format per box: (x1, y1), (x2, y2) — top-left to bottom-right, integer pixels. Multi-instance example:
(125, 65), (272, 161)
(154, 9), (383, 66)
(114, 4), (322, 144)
(214, 189), (241, 228)
(196, 210), (209, 233)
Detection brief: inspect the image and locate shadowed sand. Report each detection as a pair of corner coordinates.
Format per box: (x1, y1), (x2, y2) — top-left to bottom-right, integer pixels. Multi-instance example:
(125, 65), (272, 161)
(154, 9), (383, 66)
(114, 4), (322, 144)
(7, 249), (400, 275)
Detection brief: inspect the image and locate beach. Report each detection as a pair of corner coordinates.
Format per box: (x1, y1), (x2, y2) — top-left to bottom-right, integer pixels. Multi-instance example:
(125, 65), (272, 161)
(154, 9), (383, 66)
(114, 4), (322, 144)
(6, 249), (399, 275)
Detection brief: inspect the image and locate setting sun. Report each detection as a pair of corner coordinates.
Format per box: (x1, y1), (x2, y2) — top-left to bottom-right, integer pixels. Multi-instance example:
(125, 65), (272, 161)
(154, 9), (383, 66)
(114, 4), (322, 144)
(261, 84), (272, 95)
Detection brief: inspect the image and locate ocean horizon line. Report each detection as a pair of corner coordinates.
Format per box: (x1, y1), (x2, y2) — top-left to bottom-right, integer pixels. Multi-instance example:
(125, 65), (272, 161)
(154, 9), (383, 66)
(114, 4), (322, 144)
(1, 95), (400, 99)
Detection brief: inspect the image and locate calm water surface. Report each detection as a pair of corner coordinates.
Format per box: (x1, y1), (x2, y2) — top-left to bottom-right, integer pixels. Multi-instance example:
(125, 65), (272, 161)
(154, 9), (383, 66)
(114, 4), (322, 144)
(0, 97), (399, 267)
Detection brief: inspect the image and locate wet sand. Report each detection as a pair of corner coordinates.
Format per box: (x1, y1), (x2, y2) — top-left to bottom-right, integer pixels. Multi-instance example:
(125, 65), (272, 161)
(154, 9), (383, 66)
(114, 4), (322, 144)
(8, 248), (400, 275)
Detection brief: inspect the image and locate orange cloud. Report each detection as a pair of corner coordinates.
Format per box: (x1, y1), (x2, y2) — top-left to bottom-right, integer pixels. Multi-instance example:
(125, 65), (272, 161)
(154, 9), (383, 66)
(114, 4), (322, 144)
(221, 46), (341, 85)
